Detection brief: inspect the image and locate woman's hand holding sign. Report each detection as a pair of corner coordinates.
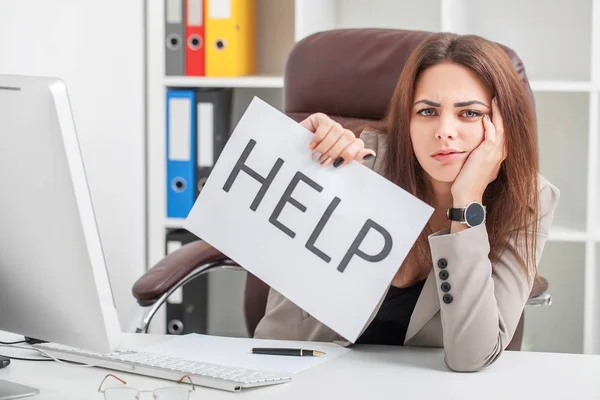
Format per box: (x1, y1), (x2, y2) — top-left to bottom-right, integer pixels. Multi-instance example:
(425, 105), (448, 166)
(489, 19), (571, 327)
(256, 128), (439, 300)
(301, 113), (376, 168)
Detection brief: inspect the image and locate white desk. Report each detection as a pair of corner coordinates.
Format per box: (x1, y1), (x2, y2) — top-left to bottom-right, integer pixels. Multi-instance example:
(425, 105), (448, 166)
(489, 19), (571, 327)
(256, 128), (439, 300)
(0, 332), (599, 400)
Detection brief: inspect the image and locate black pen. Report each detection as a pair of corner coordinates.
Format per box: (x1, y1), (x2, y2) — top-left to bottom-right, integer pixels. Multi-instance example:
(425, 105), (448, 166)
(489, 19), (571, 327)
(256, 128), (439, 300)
(251, 347), (326, 357)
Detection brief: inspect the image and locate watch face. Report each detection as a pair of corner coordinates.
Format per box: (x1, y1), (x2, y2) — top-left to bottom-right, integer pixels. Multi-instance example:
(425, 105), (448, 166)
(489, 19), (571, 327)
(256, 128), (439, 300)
(465, 202), (486, 226)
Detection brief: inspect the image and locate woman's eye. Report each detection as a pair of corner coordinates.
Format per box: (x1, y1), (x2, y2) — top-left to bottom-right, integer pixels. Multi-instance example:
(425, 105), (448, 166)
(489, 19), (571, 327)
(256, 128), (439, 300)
(461, 110), (481, 118)
(417, 108), (435, 116)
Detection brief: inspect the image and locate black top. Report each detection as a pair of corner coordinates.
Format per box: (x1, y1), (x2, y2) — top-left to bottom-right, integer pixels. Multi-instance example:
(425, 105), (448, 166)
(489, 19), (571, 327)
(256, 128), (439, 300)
(356, 280), (426, 346)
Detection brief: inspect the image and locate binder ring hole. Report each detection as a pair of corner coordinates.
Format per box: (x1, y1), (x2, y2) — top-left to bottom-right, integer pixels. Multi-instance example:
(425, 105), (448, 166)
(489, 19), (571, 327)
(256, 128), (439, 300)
(167, 319), (184, 335)
(188, 34), (203, 50)
(166, 33), (181, 50)
(172, 178), (186, 192)
(215, 39), (226, 50)
(197, 177), (209, 193)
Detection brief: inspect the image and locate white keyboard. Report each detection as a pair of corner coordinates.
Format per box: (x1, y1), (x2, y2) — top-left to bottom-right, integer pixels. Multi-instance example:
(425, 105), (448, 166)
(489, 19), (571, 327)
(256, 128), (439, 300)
(34, 342), (292, 392)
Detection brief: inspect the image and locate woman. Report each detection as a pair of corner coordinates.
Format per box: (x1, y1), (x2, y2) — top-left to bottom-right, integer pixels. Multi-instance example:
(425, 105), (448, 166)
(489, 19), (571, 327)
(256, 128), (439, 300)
(253, 32), (560, 372)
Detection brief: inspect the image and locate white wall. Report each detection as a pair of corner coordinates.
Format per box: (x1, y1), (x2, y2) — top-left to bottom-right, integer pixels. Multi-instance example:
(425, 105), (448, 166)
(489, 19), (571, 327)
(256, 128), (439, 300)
(0, 1), (146, 329)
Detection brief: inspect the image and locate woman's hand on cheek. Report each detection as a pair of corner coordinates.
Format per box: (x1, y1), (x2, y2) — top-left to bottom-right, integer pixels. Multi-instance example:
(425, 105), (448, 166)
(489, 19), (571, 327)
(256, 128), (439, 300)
(450, 97), (507, 206)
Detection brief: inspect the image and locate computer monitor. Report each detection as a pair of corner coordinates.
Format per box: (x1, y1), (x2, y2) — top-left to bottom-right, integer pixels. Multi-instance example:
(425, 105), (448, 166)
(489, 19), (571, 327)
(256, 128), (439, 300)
(0, 74), (123, 397)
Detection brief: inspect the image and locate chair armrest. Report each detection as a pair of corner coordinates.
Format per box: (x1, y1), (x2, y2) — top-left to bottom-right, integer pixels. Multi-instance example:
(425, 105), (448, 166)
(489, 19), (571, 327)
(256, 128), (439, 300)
(531, 274), (548, 298)
(526, 274), (551, 307)
(526, 291), (552, 307)
(131, 240), (240, 306)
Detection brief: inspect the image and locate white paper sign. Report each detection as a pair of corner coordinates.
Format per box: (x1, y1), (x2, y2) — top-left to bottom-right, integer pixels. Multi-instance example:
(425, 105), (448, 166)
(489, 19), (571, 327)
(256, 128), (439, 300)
(184, 97), (434, 342)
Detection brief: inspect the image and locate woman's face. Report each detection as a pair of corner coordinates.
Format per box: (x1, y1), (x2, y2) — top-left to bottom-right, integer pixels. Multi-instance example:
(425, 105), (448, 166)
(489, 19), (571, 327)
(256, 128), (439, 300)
(410, 62), (492, 184)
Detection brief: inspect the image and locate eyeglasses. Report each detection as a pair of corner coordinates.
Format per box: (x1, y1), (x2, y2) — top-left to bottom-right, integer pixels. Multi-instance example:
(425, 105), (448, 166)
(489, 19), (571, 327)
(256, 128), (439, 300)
(97, 373), (196, 400)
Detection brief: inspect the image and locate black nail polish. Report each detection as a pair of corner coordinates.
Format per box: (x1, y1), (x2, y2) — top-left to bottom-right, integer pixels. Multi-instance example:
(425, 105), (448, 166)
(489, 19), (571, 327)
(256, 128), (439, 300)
(363, 154), (375, 161)
(333, 157), (344, 168)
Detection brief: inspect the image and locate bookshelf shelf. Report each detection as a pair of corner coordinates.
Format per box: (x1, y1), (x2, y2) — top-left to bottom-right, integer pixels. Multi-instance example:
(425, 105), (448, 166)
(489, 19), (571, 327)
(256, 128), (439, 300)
(164, 75), (284, 89)
(548, 227), (590, 243)
(146, 0), (600, 354)
(165, 218), (185, 229)
(529, 81), (594, 92)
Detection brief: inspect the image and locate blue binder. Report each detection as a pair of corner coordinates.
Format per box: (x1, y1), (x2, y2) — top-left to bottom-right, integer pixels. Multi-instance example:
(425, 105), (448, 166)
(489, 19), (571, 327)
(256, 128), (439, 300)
(166, 88), (196, 218)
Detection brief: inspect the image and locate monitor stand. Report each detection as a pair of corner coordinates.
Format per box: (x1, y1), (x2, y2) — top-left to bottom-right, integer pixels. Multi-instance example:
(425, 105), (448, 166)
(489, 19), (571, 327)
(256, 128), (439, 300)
(0, 379), (39, 399)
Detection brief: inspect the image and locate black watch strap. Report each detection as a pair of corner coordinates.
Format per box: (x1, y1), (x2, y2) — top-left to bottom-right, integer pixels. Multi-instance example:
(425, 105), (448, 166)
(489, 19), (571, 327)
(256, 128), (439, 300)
(446, 207), (464, 222)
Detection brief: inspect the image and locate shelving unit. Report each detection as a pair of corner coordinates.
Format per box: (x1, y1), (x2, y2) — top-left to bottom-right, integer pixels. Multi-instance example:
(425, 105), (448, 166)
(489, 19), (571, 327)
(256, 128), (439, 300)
(145, 0), (600, 354)
(163, 76), (284, 88)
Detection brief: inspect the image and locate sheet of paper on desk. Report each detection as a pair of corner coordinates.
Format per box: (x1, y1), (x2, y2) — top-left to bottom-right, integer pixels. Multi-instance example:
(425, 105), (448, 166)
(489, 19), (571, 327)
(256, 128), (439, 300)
(140, 334), (351, 374)
(184, 97), (433, 343)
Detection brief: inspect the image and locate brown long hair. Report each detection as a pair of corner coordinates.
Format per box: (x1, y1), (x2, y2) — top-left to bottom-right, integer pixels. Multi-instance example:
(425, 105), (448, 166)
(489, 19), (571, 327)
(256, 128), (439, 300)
(375, 33), (540, 278)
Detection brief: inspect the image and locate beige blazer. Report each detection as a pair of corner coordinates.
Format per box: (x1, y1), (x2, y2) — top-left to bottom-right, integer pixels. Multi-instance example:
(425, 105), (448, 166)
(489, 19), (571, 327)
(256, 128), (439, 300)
(253, 129), (560, 372)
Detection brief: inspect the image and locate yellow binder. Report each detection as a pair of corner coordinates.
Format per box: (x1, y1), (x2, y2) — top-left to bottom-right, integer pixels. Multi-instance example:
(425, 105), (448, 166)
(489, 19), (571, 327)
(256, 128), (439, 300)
(205, 0), (256, 77)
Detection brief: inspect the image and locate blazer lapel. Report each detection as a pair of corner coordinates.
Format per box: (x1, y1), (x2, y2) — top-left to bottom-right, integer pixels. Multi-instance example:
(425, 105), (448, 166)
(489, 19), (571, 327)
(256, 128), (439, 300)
(404, 268), (440, 342)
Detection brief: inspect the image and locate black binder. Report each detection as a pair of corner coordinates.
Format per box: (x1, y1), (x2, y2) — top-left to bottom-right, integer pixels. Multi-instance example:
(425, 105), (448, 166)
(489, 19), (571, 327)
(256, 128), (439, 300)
(164, 228), (209, 335)
(195, 87), (233, 196)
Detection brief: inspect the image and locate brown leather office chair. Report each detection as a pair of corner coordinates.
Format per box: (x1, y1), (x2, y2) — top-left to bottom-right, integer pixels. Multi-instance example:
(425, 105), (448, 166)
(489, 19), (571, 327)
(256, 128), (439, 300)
(132, 28), (551, 351)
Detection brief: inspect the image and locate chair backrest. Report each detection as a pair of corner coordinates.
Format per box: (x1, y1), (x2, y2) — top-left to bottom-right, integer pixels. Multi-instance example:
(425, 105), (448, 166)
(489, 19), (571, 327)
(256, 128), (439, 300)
(243, 28), (536, 337)
(284, 28), (535, 129)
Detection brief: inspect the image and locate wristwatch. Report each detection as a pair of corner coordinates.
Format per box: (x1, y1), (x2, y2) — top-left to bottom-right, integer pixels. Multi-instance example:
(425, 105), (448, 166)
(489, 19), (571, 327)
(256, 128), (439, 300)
(446, 201), (486, 227)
